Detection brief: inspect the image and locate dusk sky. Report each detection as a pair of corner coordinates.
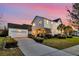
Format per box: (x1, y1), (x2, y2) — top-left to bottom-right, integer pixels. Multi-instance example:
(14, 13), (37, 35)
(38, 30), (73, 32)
(0, 3), (72, 25)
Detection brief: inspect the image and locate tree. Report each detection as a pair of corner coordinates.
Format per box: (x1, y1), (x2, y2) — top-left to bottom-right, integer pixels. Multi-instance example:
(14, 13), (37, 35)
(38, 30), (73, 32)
(67, 3), (79, 30)
(57, 24), (65, 35)
(64, 26), (73, 36)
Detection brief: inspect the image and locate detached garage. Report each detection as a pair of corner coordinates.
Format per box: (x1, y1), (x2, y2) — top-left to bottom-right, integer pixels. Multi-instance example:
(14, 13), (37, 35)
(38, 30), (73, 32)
(8, 23), (32, 38)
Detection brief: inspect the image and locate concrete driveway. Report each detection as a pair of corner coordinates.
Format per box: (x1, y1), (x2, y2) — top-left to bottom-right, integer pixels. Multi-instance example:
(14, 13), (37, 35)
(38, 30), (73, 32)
(15, 38), (73, 56)
(63, 45), (79, 55)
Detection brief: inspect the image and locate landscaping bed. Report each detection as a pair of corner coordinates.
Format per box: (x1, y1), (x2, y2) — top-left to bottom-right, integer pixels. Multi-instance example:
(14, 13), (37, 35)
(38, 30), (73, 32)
(0, 37), (24, 56)
(43, 37), (79, 50)
(0, 47), (24, 56)
(0, 37), (18, 48)
(5, 37), (18, 48)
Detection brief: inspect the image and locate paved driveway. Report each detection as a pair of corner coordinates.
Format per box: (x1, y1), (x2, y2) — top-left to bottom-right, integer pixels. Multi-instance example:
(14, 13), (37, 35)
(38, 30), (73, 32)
(15, 38), (73, 56)
(63, 45), (79, 55)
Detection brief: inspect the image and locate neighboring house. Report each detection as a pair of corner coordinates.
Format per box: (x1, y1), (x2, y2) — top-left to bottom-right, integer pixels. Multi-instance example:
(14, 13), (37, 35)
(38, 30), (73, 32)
(0, 29), (4, 34)
(8, 23), (32, 38)
(0, 22), (6, 34)
(71, 23), (79, 36)
(32, 16), (62, 36)
(72, 31), (79, 36)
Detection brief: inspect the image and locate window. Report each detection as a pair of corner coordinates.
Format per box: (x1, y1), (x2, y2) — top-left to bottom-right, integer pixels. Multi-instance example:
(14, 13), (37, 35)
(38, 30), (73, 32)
(44, 19), (51, 28)
(51, 22), (53, 24)
(39, 20), (42, 24)
(33, 23), (35, 26)
(46, 20), (49, 24)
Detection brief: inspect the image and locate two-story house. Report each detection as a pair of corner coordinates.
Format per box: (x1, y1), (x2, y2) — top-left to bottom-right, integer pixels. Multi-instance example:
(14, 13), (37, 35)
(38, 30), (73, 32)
(32, 16), (62, 36)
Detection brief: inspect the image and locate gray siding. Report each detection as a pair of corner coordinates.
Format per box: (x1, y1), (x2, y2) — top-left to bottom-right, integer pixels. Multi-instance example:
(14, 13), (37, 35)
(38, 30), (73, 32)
(32, 16), (44, 30)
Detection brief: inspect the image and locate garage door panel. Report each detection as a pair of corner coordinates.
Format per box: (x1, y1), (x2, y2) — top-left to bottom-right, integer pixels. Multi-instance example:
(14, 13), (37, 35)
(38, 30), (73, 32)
(9, 28), (28, 38)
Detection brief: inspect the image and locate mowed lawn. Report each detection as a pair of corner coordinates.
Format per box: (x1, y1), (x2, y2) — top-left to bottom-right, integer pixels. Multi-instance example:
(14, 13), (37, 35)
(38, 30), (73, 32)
(0, 37), (24, 56)
(43, 37), (79, 50)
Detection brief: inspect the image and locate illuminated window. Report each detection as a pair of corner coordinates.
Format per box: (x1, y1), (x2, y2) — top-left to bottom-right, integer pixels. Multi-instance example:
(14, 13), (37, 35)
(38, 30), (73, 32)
(33, 23), (35, 26)
(39, 20), (42, 24)
(46, 20), (49, 24)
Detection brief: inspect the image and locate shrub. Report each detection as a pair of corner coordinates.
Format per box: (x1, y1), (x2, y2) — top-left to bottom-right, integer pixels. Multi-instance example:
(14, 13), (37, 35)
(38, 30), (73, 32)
(5, 37), (18, 48)
(44, 34), (53, 39)
(33, 37), (44, 43)
(54, 34), (60, 38)
(5, 42), (18, 48)
(67, 35), (72, 38)
(54, 34), (66, 39)
(28, 34), (34, 38)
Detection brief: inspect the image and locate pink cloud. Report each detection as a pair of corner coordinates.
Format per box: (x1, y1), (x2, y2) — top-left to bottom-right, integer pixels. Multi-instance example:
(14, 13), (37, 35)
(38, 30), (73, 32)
(1, 3), (72, 25)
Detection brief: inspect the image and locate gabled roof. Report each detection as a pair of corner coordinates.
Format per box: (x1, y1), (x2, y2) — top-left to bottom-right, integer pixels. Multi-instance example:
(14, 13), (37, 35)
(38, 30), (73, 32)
(31, 16), (62, 24)
(31, 16), (52, 24)
(52, 18), (62, 23)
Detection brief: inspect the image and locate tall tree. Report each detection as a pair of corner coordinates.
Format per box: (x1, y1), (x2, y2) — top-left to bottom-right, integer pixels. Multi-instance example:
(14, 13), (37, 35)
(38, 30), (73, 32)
(64, 26), (73, 36)
(57, 24), (65, 35)
(67, 3), (79, 30)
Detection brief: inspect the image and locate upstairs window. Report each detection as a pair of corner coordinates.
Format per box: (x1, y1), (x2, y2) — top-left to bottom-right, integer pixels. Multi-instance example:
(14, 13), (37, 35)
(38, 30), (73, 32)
(39, 20), (42, 24)
(46, 20), (49, 24)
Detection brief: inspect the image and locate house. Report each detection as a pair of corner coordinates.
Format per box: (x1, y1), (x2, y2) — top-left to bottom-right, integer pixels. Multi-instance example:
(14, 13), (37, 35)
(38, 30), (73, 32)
(71, 23), (79, 36)
(0, 16), (62, 37)
(8, 23), (32, 38)
(32, 16), (62, 36)
(0, 21), (7, 35)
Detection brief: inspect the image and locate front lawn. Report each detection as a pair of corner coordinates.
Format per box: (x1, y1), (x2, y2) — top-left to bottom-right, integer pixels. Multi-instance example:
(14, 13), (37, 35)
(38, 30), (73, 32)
(0, 37), (24, 56)
(43, 37), (79, 50)
(0, 37), (16, 43)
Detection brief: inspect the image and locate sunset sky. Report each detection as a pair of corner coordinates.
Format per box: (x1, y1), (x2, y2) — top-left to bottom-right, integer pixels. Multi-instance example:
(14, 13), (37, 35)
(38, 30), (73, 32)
(0, 3), (72, 25)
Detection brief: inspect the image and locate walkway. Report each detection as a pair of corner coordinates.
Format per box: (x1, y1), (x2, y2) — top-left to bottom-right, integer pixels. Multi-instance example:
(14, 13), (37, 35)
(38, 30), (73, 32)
(15, 38), (73, 56)
(63, 45), (79, 56)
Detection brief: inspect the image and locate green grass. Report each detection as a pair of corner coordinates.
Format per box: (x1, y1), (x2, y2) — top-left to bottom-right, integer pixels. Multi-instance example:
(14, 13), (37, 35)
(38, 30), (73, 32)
(0, 37), (24, 56)
(0, 47), (24, 56)
(0, 37), (16, 43)
(43, 37), (79, 50)
(0, 37), (16, 48)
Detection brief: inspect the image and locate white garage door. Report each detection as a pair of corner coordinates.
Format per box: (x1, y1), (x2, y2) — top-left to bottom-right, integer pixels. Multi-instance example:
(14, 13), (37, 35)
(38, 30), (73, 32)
(8, 28), (28, 38)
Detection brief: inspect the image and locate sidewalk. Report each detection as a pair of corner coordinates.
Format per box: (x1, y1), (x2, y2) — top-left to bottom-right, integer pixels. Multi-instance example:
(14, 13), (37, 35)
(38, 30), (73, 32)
(63, 45), (79, 56)
(15, 38), (73, 56)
